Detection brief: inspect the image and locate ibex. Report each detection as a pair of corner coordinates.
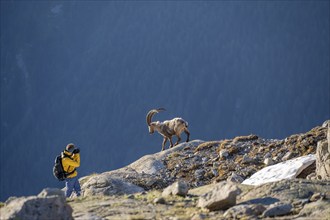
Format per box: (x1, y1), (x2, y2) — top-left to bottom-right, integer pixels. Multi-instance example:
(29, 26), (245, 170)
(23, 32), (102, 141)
(146, 108), (190, 151)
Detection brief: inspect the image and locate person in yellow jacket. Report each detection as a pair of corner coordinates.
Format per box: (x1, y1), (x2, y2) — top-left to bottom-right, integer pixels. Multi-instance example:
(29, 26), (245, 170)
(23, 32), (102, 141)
(62, 143), (81, 197)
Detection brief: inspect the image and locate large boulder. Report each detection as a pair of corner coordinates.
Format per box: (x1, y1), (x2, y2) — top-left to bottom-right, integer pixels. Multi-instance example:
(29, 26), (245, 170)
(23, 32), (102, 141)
(0, 188), (72, 220)
(224, 204), (266, 219)
(128, 140), (204, 174)
(315, 139), (330, 180)
(262, 202), (292, 217)
(38, 187), (65, 197)
(82, 175), (145, 196)
(239, 179), (330, 203)
(197, 181), (241, 211)
(162, 181), (189, 197)
(298, 200), (330, 219)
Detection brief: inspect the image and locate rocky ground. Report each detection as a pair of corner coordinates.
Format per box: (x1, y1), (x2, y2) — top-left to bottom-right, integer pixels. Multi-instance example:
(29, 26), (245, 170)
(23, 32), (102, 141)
(1, 121), (329, 219)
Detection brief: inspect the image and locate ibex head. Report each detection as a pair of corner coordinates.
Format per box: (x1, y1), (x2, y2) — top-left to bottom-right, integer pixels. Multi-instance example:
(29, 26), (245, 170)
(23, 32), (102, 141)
(146, 108), (166, 134)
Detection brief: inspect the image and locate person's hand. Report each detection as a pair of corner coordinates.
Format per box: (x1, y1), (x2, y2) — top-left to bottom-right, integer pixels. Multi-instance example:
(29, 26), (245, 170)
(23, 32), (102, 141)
(73, 148), (80, 154)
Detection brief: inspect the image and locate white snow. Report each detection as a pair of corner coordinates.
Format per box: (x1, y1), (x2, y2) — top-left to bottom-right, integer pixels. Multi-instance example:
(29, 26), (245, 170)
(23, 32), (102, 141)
(242, 154), (316, 186)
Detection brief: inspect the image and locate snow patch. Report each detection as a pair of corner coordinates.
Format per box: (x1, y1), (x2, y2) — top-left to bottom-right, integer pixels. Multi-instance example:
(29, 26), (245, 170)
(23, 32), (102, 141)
(242, 154), (316, 186)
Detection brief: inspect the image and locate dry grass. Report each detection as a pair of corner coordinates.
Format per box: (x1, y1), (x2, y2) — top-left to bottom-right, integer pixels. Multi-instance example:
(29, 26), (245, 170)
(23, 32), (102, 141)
(195, 141), (221, 152)
(233, 134), (258, 142)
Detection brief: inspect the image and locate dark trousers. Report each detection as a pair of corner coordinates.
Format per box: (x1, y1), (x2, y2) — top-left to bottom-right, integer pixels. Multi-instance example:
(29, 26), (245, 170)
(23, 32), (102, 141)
(65, 176), (81, 197)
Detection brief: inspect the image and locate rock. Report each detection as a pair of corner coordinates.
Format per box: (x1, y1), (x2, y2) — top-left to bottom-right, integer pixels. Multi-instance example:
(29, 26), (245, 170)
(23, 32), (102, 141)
(126, 194), (135, 199)
(194, 169), (205, 181)
(38, 188), (65, 198)
(264, 152), (271, 158)
(202, 157), (208, 163)
(227, 172), (244, 183)
(264, 158), (274, 166)
(315, 140), (330, 180)
(296, 162), (316, 178)
(197, 181), (241, 211)
(213, 162), (220, 168)
(306, 172), (316, 180)
(282, 151), (293, 161)
(0, 190), (73, 220)
(162, 181), (189, 197)
(219, 150), (229, 159)
(298, 200), (330, 219)
(191, 213), (207, 220)
(211, 169), (219, 177)
(224, 204), (266, 218)
(153, 197), (166, 204)
(242, 155), (253, 164)
(309, 192), (324, 202)
(239, 179), (330, 203)
(262, 202), (292, 217)
(242, 154), (316, 186)
(82, 175), (145, 196)
(128, 140), (204, 174)
(328, 121), (330, 151)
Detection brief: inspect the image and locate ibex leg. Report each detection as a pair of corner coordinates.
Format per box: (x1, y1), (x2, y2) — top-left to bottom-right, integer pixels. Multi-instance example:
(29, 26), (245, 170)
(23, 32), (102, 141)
(174, 135), (181, 146)
(169, 138), (174, 148)
(185, 128), (190, 142)
(162, 138), (168, 151)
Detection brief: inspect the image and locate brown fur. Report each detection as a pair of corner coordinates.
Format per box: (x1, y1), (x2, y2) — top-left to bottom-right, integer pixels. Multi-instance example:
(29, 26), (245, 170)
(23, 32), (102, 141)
(147, 109), (190, 151)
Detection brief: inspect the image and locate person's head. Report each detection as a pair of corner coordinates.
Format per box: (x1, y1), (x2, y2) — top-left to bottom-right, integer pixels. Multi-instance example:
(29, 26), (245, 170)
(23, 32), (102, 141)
(66, 143), (75, 153)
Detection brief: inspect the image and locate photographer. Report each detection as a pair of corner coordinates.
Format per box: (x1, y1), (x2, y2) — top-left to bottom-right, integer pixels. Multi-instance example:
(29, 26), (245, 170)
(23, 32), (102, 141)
(61, 143), (81, 197)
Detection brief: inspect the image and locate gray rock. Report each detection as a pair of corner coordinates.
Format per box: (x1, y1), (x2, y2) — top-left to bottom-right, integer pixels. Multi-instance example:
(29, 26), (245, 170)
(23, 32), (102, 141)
(162, 181), (189, 197)
(242, 155), (254, 164)
(262, 202), (292, 217)
(4, 196), (18, 205)
(264, 158), (274, 166)
(322, 120), (330, 128)
(227, 172), (244, 183)
(282, 151), (293, 161)
(153, 197), (166, 204)
(191, 213), (207, 220)
(224, 204), (266, 218)
(126, 194), (135, 199)
(38, 188), (65, 198)
(298, 200), (330, 219)
(264, 152), (271, 158)
(82, 175), (145, 196)
(213, 162), (220, 168)
(309, 192), (324, 202)
(219, 150), (229, 159)
(0, 192), (73, 220)
(315, 140), (330, 180)
(211, 169), (219, 177)
(328, 121), (330, 152)
(197, 181), (241, 211)
(128, 140), (204, 174)
(194, 169), (205, 180)
(202, 157), (208, 163)
(239, 179), (330, 203)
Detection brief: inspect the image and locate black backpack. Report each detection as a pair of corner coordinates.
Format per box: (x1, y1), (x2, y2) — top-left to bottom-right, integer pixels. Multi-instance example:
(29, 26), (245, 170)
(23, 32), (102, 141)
(53, 154), (75, 181)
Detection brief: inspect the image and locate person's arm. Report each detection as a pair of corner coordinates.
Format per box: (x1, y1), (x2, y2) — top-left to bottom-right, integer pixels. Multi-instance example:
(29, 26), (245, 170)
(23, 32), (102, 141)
(73, 153), (80, 167)
(66, 154), (80, 168)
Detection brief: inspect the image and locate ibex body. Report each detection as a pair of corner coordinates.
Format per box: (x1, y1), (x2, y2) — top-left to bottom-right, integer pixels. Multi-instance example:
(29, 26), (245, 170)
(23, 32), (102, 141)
(146, 108), (190, 151)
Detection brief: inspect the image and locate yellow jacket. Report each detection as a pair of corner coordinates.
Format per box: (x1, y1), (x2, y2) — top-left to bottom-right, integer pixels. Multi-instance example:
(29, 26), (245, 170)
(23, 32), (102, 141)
(61, 150), (80, 178)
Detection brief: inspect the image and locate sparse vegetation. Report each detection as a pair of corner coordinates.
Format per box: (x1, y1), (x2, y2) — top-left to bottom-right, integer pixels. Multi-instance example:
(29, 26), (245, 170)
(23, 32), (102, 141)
(195, 141), (221, 152)
(233, 134), (259, 142)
